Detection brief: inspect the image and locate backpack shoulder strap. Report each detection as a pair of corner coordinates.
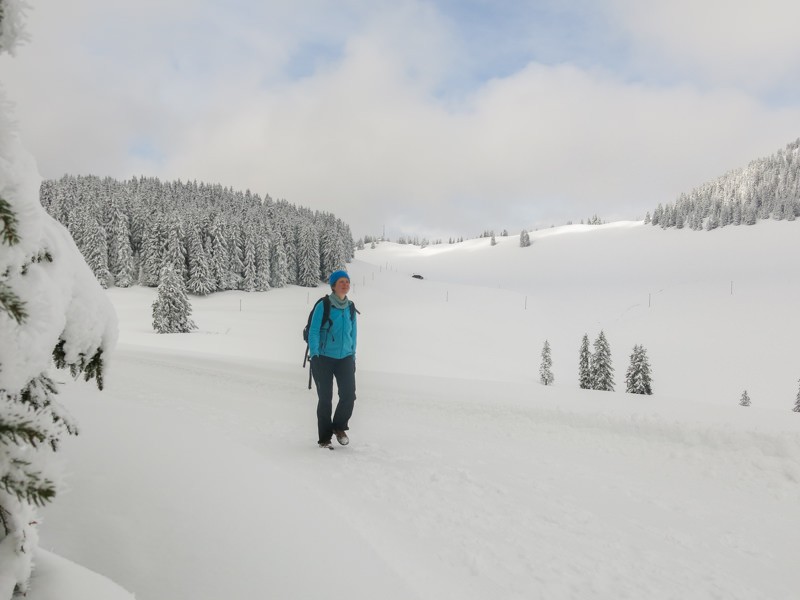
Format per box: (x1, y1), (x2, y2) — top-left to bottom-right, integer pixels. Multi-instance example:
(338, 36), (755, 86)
(306, 296), (329, 326)
(320, 296), (332, 328)
(349, 301), (359, 319)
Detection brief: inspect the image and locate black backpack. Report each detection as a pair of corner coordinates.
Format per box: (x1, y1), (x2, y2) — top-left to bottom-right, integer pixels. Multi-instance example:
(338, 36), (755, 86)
(302, 296), (359, 388)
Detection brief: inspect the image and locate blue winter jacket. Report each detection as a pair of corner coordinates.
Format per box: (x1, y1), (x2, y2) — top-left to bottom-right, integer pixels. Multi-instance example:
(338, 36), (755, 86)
(308, 296), (357, 360)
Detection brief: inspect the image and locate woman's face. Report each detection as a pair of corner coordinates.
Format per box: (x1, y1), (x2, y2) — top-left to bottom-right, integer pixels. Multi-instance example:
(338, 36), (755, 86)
(333, 277), (350, 298)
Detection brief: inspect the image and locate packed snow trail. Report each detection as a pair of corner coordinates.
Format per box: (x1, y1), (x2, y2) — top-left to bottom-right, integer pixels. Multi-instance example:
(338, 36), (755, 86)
(43, 348), (800, 600)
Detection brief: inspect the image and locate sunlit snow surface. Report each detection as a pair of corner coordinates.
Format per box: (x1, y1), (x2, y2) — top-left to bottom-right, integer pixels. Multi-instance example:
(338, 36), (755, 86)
(40, 222), (800, 599)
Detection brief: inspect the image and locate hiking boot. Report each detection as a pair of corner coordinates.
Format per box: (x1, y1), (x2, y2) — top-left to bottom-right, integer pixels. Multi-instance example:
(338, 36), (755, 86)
(318, 440), (334, 449)
(334, 430), (349, 446)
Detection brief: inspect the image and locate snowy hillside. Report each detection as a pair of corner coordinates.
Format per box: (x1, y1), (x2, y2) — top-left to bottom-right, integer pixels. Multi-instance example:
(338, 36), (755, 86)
(357, 221), (800, 410)
(33, 220), (800, 599)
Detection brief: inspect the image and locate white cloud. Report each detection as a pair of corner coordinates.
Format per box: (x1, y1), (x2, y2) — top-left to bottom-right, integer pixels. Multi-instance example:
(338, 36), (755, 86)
(159, 53), (800, 236)
(3, 1), (800, 238)
(606, 0), (800, 93)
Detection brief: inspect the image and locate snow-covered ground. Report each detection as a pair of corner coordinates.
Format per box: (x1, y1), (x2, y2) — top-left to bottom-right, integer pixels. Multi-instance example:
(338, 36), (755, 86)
(37, 221), (800, 599)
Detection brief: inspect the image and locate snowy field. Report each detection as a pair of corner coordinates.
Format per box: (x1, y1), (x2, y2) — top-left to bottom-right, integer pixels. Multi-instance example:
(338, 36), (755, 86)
(33, 221), (800, 599)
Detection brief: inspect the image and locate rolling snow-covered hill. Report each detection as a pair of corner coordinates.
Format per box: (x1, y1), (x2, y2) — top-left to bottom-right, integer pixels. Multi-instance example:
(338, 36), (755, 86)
(353, 221), (800, 410)
(37, 220), (800, 600)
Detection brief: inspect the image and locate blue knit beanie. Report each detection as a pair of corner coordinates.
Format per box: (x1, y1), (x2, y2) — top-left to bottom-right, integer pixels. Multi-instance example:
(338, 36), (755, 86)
(329, 270), (350, 287)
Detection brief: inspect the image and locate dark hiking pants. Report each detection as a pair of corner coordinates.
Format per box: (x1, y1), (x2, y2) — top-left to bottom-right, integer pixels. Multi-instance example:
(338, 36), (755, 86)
(311, 354), (356, 444)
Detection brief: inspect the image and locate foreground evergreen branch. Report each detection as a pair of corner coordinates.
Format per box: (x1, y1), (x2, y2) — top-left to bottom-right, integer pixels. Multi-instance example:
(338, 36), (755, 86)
(17, 374), (79, 446)
(0, 467), (56, 508)
(0, 195), (20, 245)
(0, 281), (27, 324)
(0, 415), (48, 447)
(1, 1), (113, 593)
(53, 340), (106, 390)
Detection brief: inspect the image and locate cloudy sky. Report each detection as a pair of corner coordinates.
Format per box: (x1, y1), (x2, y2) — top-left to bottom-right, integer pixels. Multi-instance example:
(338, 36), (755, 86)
(3, 0), (800, 239)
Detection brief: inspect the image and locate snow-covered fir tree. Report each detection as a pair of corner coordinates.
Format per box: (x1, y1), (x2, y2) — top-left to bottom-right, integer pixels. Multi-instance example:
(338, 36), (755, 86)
(161, 214), (187, 281)
(108, 204), (136, 287)
(279, 215), (299, 285)
(138, 217), (162, 287)
(240, 224), (258, 292)
(297, 223), (322, 287)
(226, 222), (244, 290)
(520, 230), (531, 247)
(625, 345), (653, 395)
(591, 330), (614, 392)
(186, 222), (215, 295)
(339, 219), (355, 262)
(539, 340), (554, 385)
(490, 232), (497, 246)
(269, 231), (290, 288)
(0, 4), (116, 592)
(74, 207), (111, 288)
(319, 216), (346, 279)
(739, 390), (751, 407)
(578, 334), (592, 389)
(254, 230), (271, 292)
(207, 215), (229, 290)
(794, 379), (800, 413)
(152, 265), (197, 333)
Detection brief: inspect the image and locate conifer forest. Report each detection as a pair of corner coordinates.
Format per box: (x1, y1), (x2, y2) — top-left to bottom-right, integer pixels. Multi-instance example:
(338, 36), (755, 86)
(650, 138), (800, 230)
(39, 175), (355, 292)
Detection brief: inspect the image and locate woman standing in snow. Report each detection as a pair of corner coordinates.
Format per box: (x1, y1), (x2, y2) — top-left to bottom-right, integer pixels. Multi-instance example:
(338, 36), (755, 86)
(308, 270), (358, 449)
